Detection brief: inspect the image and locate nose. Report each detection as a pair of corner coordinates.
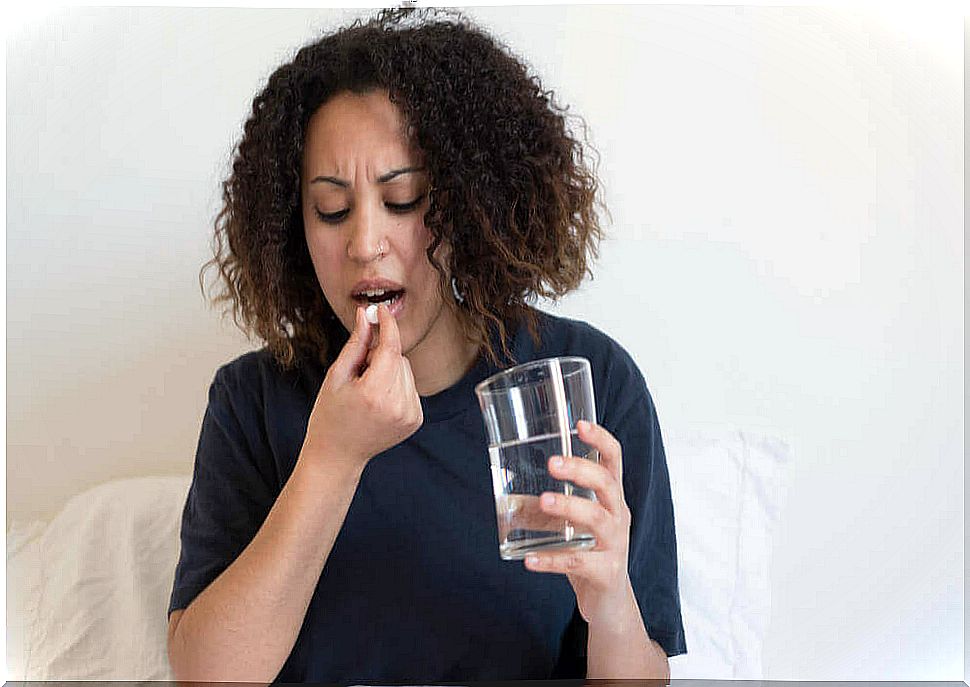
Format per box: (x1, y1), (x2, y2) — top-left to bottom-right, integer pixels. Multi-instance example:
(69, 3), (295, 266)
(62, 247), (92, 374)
(345, 204), (387, 263)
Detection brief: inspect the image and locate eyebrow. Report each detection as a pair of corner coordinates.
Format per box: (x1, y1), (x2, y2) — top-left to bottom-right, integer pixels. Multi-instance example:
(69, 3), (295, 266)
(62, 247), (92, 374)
(309, 166), (426, 187)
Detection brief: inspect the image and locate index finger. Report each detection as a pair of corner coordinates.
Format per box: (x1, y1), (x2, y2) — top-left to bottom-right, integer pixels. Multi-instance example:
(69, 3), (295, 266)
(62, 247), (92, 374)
(330, 305), (375, 382)
(577, 420), (623, 481)
(370, 303), (403, 360)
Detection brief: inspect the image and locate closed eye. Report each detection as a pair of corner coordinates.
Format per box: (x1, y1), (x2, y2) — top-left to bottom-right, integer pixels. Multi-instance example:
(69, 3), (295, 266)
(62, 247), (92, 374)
(314, 194), (426, 225)
(315, 208), (349, 224)
(386, 193), (426, 213)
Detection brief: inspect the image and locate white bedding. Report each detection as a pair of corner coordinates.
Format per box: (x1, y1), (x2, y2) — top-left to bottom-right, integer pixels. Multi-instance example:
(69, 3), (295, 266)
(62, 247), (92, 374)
(664, 428), (791, 678)
(8, 475), (188, 680)
(6, 427), (790, 680)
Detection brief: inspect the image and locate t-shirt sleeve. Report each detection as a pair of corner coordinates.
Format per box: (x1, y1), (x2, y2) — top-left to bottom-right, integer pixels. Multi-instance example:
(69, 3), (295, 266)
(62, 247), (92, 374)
(168, 365), (279, 617)
(611, 361), (687, 657)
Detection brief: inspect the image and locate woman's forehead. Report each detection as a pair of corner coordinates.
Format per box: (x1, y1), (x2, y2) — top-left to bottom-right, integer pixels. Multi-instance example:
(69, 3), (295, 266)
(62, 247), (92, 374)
(303, 91), (424, 174)
(306, 91), (407, 144)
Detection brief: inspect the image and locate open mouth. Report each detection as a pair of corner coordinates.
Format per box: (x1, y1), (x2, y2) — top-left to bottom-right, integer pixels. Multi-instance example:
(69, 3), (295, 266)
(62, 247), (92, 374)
(352, 288), (405, 307)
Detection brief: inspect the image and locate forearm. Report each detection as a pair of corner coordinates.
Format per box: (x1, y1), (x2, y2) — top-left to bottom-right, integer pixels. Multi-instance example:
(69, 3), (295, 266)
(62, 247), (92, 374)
(585, 583), (670, 680)
(168, 449), (364, 683)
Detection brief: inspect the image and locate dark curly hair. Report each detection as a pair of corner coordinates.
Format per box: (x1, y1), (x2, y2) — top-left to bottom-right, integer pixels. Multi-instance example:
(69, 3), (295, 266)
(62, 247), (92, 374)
(201, 7), (607, 370)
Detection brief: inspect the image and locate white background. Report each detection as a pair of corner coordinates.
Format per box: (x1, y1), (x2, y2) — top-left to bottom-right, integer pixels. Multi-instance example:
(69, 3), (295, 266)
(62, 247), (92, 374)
(5, 5), (964, 680)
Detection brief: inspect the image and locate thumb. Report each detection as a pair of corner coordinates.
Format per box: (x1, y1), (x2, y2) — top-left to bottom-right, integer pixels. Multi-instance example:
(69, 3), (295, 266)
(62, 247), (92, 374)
(330, 306), (374, 382)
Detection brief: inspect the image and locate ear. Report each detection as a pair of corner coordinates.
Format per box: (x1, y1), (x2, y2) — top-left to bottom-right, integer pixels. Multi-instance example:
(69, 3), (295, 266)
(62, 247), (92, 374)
(432, 235), (453, 264)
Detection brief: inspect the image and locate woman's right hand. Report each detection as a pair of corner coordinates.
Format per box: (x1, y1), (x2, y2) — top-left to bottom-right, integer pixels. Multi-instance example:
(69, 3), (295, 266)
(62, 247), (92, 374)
(300, 303), (423, 472)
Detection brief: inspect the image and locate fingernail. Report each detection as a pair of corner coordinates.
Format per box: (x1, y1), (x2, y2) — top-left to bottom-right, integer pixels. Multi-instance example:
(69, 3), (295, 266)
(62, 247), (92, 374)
(541, 493), (556, 507)
(550, 456), (564, 469)
(525, 555), (538, 566)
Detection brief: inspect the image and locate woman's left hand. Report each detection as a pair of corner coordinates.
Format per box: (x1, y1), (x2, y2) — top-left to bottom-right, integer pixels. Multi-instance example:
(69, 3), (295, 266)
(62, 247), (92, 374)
(524, 420), (635, 626)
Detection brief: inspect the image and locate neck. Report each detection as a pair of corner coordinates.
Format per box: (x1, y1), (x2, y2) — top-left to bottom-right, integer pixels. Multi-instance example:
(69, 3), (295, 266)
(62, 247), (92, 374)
(406, 308), (482, 397)
(411, 337), (481, 397)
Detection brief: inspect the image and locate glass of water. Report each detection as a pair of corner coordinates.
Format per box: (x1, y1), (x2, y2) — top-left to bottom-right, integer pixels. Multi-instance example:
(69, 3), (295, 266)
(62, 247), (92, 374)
(475, 357), (599, 560)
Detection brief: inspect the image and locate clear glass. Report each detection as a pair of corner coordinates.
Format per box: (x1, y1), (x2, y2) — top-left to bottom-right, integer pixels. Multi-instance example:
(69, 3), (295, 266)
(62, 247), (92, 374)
(475, 357), (599, 560)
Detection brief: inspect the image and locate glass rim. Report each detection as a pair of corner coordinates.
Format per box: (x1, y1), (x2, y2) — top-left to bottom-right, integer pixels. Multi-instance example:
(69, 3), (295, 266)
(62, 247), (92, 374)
(474, 356), (591, 397)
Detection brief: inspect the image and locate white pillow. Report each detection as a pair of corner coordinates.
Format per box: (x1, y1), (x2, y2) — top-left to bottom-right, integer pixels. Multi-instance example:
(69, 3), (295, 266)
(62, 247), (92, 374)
(7, 475), (189, 680)
(663, 427), (792, 679)
(7, 518), (47, 679)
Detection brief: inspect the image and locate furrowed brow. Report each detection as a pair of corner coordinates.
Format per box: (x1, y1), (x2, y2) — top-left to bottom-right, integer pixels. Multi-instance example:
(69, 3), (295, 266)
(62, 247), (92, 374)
(309, 166), (426, 186)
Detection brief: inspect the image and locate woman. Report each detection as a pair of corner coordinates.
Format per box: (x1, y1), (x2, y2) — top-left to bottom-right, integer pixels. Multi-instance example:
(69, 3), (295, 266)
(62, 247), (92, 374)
(167, 7), (685, 682)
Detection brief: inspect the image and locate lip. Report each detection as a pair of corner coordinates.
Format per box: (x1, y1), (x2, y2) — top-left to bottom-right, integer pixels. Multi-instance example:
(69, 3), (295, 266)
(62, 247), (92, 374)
(383, 291), (405, 319)
(350, 278), (405, 296)
(350, 278), (406, 321)
(355, 291), (405, 321)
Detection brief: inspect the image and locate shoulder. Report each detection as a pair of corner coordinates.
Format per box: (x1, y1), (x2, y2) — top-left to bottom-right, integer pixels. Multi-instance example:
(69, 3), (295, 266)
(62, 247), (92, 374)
(211, 348), (278, 387)
(531, 309), (655, 426)
(532, 309), (644, 384)
(534, 309), (627, 357)
(208, 348), (319, 409)
(208, 349), (272, 400)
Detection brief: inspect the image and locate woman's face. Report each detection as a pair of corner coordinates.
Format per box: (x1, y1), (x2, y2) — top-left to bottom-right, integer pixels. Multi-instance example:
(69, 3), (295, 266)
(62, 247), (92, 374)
(300, 89), (456, 362)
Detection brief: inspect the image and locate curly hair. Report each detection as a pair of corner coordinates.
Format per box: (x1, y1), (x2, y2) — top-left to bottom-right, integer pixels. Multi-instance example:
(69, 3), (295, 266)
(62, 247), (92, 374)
(201, 7), (607, 370)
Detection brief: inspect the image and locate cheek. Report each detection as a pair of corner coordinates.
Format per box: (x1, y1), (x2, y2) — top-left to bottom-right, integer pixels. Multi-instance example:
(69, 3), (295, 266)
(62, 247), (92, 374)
(396, 221), (434, 267)
(304, 235), (344, 293)
(305, 230), (339, 266)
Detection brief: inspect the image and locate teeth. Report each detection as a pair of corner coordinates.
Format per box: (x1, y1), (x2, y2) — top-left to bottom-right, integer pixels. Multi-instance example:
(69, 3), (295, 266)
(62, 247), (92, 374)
(361, 288), (387, 297)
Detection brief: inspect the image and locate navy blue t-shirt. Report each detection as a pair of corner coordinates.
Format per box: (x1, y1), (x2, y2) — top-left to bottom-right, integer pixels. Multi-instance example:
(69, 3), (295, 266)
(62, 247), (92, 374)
(168, 308), (686, 681)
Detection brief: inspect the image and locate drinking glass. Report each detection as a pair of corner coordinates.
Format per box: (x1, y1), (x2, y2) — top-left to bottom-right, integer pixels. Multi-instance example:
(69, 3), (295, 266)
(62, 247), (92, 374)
(475, 357), (599, 560)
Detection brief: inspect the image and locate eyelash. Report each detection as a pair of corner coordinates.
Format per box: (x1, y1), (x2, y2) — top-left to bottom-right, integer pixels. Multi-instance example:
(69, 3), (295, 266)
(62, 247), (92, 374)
(314, 194), (425, 225)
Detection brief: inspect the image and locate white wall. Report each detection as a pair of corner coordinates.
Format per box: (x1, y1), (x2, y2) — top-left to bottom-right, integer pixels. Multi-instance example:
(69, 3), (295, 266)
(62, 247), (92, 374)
(6, 5), (963, 680)
(965, 20), (969, 686)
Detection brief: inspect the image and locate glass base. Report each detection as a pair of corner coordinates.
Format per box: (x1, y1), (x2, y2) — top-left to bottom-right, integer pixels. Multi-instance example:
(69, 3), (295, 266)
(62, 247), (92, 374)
(500, 533), (596, 560)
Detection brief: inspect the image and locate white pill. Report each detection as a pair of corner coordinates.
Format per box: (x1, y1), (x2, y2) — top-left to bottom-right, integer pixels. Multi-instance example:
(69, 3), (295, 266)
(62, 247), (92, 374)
(365, 303), (379, 325)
